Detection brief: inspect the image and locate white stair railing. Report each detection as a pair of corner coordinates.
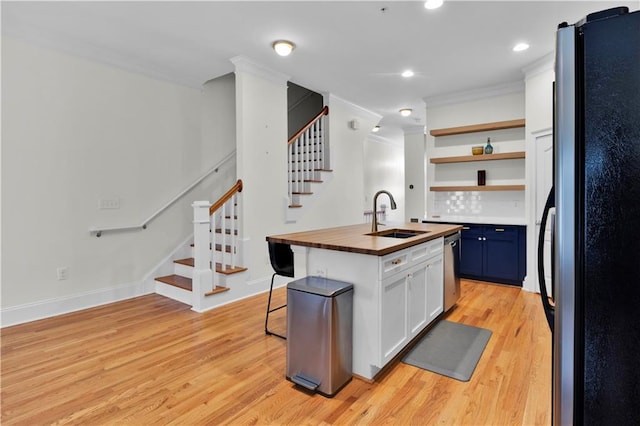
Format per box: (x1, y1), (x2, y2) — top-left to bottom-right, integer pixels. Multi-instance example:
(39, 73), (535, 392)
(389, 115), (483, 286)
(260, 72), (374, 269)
(192, 180), (243, 303)
(287, 106), (328, 207)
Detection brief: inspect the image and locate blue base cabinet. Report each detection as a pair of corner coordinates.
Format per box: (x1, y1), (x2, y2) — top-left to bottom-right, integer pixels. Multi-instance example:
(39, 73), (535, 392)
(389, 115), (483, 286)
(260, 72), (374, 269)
(459, 224), (526, 286)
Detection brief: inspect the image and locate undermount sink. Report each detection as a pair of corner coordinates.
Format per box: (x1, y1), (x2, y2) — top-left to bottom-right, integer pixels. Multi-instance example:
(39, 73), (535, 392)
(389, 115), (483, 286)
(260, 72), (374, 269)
(367, 228), (430, 239)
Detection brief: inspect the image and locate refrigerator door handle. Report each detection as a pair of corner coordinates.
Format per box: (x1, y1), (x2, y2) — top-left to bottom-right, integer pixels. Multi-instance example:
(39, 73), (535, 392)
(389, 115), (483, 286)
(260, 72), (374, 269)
(537, 186), (555, 331)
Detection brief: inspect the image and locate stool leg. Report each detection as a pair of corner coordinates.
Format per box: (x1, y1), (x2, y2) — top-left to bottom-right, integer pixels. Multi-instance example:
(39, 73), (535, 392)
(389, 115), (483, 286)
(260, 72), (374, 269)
(265, 272), (286, 339)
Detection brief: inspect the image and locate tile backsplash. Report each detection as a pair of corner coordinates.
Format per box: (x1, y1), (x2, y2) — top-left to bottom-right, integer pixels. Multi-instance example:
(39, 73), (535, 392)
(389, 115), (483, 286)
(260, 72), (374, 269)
(432, 190), (525, 218)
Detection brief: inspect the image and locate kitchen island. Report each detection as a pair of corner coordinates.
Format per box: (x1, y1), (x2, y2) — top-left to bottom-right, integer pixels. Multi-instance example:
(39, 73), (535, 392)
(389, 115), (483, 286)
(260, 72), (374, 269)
(267, 222), (462, 381)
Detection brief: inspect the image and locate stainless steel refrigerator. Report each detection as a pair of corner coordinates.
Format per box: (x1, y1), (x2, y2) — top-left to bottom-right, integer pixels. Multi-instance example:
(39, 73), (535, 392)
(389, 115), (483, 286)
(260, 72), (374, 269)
(537, 6), (640, 425)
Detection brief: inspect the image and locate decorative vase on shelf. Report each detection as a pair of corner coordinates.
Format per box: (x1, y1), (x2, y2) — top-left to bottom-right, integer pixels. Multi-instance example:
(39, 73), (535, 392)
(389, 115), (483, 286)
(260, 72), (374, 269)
(484, 137), (493, 154)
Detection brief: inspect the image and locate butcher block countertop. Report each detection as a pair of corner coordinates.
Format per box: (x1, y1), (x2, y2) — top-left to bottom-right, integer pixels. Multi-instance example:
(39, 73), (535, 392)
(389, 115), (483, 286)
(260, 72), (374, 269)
(266, 222), (462, 256)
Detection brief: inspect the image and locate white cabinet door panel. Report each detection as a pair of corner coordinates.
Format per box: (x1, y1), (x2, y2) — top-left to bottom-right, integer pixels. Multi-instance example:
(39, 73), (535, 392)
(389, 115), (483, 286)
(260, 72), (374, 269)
(408, 263), (428, 337)
(380, 273), (408, 364)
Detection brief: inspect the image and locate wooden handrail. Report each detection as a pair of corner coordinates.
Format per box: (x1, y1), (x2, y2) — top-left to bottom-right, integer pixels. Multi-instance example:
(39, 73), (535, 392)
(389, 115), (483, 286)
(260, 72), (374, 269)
(209, 179), (243, 215)
(288, 106), (329, 145)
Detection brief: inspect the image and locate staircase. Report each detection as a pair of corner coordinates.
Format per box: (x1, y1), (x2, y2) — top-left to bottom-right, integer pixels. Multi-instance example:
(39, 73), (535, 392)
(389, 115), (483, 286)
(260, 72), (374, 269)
(286, 106), (332, 222)
(154, 179), (247, 311)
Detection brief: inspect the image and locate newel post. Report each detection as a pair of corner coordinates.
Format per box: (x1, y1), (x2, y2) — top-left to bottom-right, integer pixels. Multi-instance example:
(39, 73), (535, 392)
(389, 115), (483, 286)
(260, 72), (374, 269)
(192, 201), (213, 311)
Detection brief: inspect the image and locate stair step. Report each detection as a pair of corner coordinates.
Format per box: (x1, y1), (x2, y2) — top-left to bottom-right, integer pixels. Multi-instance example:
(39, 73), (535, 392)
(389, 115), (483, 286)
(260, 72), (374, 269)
(156, 274), (192, 291)
(155, 274), (231, 297)
(174, 258), (247, 275)
(205, 287), (230, 296)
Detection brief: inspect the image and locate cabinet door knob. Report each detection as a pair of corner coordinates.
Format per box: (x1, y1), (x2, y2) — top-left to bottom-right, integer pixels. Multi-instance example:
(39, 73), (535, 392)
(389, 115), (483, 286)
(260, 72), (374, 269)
(391, 258), (402, 265)
(478, 237), (482, 241)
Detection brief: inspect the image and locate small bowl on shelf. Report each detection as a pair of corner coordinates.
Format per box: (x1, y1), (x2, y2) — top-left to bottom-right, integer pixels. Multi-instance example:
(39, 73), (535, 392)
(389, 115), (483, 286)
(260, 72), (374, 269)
(472, 146), (484, 155)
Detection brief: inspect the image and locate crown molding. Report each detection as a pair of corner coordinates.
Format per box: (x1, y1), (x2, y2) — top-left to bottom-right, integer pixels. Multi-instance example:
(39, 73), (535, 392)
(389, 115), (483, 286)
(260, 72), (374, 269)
(367, 133), (402, 147)
(328, 94), (383, 123)
(230, 56), (290, 87)
(3, 31), (205, 90)
(424, 81), (525, 108)
(522, 52), (555, 81)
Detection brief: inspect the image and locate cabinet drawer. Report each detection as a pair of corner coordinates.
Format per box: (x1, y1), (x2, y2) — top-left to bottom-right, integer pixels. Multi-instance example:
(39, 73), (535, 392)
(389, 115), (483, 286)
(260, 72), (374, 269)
(381, 250), (410, 278)
(423, 237), (444, 260)
(460, 224), (483, 237)
(380, 238), (443, 280)
(484, 226), (518, 241)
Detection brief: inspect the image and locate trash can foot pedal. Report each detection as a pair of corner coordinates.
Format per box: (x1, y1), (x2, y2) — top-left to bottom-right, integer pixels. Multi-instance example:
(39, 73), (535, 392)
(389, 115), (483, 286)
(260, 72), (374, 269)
(291, 374), (319, 391)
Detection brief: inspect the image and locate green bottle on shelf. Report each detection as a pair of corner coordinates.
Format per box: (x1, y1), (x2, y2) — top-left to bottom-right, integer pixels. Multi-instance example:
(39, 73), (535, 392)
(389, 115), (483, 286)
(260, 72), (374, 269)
(484, 137), (493, 154)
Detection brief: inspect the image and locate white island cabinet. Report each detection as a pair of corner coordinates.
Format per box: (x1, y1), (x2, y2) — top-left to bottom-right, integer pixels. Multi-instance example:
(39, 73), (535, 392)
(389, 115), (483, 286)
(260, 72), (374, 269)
(292, 234), (445, 380)
(267, 222), (459, 380)
(267, 223), (462, 380)
(379, 238), (443, 366)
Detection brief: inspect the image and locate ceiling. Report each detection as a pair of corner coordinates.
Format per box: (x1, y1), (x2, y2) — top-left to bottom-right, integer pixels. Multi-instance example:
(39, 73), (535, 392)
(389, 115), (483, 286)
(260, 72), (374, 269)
(3, 1), (638, 142)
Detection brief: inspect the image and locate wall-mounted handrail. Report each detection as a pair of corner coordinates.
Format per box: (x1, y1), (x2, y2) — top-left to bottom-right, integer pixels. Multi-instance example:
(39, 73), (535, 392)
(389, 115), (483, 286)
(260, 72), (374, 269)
(209, 179), (243, 215)
(288, 106), (329, 145)
(90, 150), (236, 237)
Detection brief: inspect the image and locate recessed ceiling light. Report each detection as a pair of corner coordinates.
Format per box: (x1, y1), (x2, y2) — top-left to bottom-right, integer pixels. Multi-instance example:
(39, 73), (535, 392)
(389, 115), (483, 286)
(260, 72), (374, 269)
(399, 108), (413, 117)
(424, 0), (444, 10)
(401, 70), (414, 78)
(372, 125), (381, 132)
(272, 40), (296, 56)
(513, 42), (530, 52)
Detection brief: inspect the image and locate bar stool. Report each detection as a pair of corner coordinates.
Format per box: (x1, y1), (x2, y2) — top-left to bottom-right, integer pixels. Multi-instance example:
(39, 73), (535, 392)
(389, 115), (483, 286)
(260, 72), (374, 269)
(265, 242), (294, 339)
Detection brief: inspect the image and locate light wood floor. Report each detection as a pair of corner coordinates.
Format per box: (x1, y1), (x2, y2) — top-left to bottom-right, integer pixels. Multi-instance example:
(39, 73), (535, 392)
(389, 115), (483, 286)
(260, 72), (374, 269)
(1, 279), (551, 425)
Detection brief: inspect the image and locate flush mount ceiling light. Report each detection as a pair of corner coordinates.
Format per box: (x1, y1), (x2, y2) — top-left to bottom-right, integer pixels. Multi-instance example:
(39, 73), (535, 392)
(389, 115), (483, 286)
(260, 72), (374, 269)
(272, 40), (296, 56)
(513, 42), (530, 52)
(399, 108), (413, 117)
(372, 125), (380, 132)
(424, 0), (444, 10)
(401, 70), (414, 78)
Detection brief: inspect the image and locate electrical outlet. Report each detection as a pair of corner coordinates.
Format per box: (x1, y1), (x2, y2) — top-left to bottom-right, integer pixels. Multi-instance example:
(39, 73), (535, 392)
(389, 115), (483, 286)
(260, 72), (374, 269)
(99, 198), (120, 209)
(57, 267), (69, 281)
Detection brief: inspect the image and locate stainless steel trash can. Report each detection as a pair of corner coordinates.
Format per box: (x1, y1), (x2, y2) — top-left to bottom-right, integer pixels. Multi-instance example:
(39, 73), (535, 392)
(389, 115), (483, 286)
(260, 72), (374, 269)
(286, 276), (353, 397)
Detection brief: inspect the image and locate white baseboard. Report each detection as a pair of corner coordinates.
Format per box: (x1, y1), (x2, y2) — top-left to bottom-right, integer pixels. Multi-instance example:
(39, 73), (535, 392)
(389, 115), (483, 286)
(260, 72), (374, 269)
(0, 281), (150, 328)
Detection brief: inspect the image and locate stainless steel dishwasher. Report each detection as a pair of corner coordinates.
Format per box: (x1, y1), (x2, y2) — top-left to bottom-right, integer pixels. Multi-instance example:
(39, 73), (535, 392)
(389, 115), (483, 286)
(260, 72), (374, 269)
(444, 231), (461, 311)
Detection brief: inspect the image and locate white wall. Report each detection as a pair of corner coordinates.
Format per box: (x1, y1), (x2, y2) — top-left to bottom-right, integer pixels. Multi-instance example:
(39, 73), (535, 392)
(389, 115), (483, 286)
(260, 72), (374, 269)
(363, 135), (405, 223)
(0, 37), (415, 324)
(232, 58), (290, 280)
(296, 95), (381, 229)
(201, 73), (237, 175)
(524, 57), (555, 293)
(233, 68), (383, 280)
(1, 36), (232, 323)
(403, 127), (426, 221)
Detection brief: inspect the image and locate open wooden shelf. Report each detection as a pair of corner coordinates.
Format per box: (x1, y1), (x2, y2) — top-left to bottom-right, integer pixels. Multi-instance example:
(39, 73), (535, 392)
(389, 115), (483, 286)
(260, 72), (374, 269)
(430, 185), (526, 192)
(430, 151), (525, 164)
(429, 119), (525, 137)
